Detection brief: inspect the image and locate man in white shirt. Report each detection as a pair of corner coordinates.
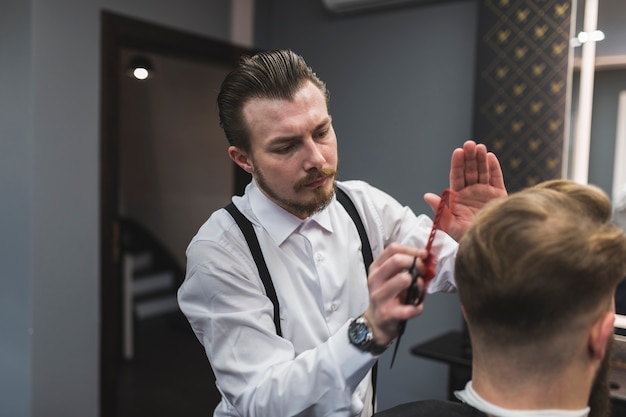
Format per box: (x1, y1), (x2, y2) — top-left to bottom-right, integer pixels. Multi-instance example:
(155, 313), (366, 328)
(177, 49), (507, 417)
(375, 180), (626, 417)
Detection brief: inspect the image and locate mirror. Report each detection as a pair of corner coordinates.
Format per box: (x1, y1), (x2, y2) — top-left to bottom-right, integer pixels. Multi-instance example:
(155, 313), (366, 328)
(567, 0), (626, 196)
(568, 1), (626, 336)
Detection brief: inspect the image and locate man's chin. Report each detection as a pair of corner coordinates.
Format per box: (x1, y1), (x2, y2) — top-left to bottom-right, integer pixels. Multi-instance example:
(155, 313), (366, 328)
(296, 183), (336, 217)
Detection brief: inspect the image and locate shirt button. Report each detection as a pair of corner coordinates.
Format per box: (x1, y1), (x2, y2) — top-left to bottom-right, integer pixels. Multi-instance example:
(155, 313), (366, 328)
(316, 253), (324, 262)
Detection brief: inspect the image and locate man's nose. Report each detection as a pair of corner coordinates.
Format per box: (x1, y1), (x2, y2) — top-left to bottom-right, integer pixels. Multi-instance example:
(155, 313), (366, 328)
(303, 139), (325, 170)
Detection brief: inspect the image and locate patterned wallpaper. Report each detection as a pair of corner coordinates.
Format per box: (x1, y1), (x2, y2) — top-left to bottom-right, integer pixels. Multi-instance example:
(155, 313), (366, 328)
(472, 0), (573, 192)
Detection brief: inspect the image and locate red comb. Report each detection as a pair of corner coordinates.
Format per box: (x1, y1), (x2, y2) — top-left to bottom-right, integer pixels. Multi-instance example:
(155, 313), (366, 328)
(390, 189), (455, 368)
(423, 188), (454, 282)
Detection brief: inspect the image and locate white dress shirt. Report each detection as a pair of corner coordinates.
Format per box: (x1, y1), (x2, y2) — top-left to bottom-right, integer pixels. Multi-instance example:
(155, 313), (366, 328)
(178, 179), (458, 417)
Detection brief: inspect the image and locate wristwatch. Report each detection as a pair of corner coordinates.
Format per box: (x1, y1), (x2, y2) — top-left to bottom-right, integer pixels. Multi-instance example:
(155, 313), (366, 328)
(348, 315), (389, 355)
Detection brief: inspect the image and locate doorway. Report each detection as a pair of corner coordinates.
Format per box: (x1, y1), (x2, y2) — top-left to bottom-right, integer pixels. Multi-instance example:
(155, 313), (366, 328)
(100, 11), (253, 416)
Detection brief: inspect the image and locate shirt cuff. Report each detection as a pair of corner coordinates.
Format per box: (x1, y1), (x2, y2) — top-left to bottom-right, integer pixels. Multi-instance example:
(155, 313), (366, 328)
(327, 320), (379, 390)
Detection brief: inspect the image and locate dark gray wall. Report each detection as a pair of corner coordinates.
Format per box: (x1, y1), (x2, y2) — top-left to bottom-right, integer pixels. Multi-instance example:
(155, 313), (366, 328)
(255, 0), (478, 409)
(1, 1), (33, 415)
(0, 1), (231, 416)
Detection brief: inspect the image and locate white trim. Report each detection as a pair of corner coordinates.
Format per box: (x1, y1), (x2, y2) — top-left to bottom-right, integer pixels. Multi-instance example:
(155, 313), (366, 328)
(562, 0), (579, 180)
(573, 55), (626, 71)
(615, 314), (626, 330)
(571, 0), (599, 184)
(613, 91), (626, 199)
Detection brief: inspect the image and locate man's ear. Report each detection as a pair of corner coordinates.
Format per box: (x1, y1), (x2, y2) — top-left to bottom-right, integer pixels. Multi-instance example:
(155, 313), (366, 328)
(228, 146), (253, 174)
(588, 312), (615, 360)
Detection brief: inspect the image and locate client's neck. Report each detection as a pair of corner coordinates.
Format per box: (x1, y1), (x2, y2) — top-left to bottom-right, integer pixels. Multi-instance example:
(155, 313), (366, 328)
(470, 358), (593, 411)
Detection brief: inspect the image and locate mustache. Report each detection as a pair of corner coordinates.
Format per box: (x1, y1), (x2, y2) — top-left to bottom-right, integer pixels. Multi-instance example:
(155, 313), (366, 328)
(294, 168), (337, 191)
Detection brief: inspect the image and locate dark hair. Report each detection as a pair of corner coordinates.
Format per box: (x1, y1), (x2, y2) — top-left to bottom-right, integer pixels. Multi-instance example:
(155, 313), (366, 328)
(217, 49), (329, 152)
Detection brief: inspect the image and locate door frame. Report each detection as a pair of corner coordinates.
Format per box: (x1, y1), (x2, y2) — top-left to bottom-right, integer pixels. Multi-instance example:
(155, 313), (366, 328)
(99, 10), (253, 415)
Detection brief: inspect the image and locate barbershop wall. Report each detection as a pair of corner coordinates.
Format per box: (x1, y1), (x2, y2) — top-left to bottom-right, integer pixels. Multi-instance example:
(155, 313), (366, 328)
(1, 1), (231, 416)
(254, 0), (478, 409)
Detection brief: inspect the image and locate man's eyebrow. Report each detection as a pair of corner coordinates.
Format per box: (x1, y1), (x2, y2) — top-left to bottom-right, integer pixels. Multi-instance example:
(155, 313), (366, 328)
(267, 134), (300, 146)
(311, 116), (332, 133)
(319, 116), (332, 127)
(268, 117), (333, 145)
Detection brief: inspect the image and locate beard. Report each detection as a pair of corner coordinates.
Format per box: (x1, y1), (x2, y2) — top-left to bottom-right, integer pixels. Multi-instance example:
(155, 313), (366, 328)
(588, 335), (613, 417)
(254, 167), (337, 218)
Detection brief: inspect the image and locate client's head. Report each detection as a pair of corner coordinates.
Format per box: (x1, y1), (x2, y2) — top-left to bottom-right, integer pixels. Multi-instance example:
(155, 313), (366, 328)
(455, 181), (626, 412)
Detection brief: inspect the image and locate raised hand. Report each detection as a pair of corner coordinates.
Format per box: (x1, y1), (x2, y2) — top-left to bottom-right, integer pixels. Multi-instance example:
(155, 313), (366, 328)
(424, 140), (507, 241)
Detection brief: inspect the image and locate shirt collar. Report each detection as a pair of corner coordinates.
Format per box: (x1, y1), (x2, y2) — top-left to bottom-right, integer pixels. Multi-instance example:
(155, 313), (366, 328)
(454, 381), (589, 417)
(248, 180), (334, 246)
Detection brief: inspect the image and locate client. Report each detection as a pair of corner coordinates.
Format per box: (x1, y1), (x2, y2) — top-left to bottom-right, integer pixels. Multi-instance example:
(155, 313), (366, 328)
(376, 180), (626, 417)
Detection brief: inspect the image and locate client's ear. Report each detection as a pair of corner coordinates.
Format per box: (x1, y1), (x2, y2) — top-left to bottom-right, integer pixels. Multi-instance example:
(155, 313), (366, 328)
(588, 312), (615, 360)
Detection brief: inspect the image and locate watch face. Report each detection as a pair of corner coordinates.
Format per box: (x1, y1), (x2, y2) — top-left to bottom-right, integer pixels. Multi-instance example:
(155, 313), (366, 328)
(349, 319), (370, 346)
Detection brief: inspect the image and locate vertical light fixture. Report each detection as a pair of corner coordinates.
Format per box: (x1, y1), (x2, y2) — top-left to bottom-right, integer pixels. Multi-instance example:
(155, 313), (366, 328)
(613, 91), (626, 199)
(571, 0), (599, 184)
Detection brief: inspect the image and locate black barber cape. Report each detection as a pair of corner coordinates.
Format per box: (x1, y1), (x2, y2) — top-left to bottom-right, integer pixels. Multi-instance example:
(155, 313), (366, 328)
(374, 400), (488, 417)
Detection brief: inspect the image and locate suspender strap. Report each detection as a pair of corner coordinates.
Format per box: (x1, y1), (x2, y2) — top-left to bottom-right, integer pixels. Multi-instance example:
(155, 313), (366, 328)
(334, 187), (378, 409)
(225, 203), (283, 336)
(335, 187), (373, 272)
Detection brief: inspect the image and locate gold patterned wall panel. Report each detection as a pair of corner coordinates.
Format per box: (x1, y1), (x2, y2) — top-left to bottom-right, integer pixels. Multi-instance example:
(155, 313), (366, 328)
(472, 0), (572, 192)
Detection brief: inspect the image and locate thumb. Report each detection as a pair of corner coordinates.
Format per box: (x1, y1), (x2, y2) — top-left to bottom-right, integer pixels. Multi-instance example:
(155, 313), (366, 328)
(424, 193), (441, 215)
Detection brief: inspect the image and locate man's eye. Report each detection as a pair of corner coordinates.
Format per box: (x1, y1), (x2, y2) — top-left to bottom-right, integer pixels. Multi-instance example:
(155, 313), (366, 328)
(315, 129), (329, 139)
(275, 144), (295, 154)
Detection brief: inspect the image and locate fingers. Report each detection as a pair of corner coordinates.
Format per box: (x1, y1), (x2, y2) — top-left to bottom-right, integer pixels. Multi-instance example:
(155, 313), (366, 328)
(369, 244), (421, 286)
(475, 144), (489, 184)
(462, 141), (479, 186)
(449, 148), (466, 191)
(368, 244), (430, 299)
(487, 152), (507, 191)
(449, 140), (493, 190)
(369, 242), (421, 272)
(366, 245), (429, 343)
(423, 192), (441, 215)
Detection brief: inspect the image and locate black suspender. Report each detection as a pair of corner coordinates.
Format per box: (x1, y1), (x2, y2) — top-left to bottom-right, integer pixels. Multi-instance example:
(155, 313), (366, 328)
(334, 187), (373, 272)
(333, 187), (377, 404)
(224, 186), (373, 332)
(224, 202), (283, 336)
(224, 186), (377, 404)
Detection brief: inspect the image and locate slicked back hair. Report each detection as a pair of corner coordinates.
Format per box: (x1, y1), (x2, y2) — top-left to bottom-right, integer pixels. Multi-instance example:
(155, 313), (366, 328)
(217, 49), (329, 153)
